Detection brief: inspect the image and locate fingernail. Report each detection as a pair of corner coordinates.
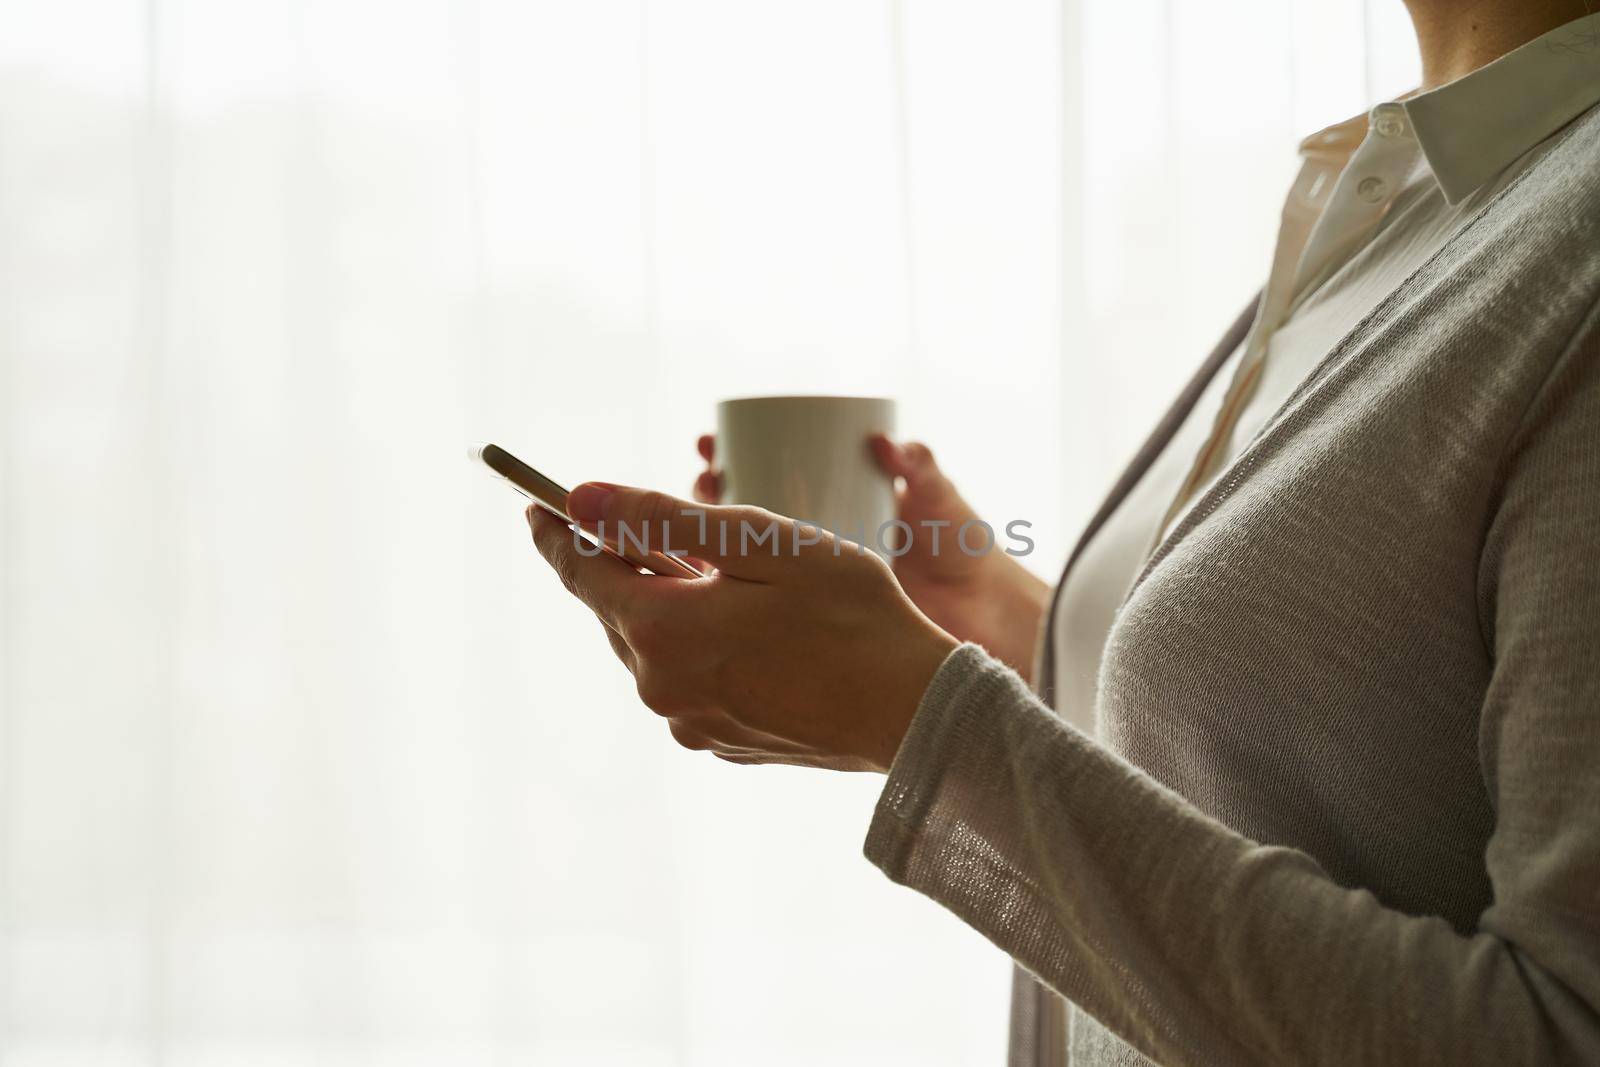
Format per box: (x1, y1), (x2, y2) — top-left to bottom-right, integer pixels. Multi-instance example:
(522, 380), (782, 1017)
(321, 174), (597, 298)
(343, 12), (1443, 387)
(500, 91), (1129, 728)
(567, 482), (617, 522)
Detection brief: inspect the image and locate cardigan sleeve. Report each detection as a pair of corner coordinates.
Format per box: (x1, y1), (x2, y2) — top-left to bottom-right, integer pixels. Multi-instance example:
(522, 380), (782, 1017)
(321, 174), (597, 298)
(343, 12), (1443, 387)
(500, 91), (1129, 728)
(863, 310), (1600, 1066)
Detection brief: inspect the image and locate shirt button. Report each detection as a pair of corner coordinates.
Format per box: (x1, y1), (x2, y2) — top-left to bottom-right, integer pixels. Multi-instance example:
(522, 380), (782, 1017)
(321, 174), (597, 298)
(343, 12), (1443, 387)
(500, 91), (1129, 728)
(1357, 176), (1388, 203)
(1375, 113), (1406, 138)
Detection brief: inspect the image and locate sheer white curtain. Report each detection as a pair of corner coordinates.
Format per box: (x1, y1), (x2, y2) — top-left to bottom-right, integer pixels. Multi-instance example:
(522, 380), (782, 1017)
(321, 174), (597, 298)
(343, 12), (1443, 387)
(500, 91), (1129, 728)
(0, 1), (1415, 1063)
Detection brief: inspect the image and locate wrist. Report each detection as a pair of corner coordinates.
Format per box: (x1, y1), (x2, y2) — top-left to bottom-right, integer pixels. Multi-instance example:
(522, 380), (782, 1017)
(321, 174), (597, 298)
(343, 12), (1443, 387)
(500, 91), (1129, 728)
(872, 621), (961, 774)
(971, 555), (1050, 681)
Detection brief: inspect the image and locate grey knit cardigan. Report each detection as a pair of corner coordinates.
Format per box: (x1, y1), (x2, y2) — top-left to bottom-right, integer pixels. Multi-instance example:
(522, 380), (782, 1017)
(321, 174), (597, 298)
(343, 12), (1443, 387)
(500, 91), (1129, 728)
(864, 101), (1600, 1065)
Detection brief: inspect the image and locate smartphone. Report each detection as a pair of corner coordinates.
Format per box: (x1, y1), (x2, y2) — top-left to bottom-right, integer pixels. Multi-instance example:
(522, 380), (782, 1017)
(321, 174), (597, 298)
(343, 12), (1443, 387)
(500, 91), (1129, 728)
(474, 443), (702, 579)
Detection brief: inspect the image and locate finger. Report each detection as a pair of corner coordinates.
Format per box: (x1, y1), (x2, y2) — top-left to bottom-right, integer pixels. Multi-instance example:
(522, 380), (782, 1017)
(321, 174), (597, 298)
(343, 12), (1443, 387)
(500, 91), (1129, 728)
(692, 469), (724, 504)
(601, 619), (636, 671)
(707, 715), (818, 754)
(868, 435), (951, 499)
(866, 433), (907, 478)
(713, 751), (837, 769)
(667, 716), (816, 756)
(566, 483), (806, 581)
(527, 504), (659, 627)
(696, 434), (715, 464)
(870, 435), (940, 495)
(668, 720), (714, 751)
(667, 719), (758, 754)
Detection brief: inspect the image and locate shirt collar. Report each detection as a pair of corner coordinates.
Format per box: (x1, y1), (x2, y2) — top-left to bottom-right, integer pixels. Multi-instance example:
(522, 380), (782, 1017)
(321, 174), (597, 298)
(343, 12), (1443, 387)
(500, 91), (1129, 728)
(1298, 12), (1600, 205)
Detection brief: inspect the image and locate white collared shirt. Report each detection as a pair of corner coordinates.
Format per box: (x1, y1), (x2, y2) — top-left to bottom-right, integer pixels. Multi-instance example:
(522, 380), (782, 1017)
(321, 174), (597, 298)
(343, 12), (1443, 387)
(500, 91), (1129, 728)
(1052, 13), (1600, 736)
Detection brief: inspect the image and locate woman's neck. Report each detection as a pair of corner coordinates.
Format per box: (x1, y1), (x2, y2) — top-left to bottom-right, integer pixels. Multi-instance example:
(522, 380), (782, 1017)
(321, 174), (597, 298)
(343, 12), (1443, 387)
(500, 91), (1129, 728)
(1404, 0), (1593, 89)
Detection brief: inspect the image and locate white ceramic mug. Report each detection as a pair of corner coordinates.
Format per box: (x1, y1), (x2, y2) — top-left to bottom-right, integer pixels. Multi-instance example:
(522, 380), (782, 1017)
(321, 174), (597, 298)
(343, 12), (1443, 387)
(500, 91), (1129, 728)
(716, 395), (897, 555)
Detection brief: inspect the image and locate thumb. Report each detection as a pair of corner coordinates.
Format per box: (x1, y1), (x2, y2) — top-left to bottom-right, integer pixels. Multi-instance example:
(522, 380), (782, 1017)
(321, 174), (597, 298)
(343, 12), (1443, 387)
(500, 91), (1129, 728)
(567, 482), (801, 581)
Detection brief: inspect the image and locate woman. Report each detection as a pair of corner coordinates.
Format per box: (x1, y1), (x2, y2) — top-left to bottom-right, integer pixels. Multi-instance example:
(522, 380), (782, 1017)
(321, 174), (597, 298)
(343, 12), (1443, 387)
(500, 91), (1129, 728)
(529, 2), (1600, 1063)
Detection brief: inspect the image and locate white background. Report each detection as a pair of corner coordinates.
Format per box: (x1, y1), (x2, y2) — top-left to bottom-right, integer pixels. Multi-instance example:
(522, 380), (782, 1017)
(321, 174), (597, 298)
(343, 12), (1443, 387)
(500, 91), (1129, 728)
(0, 1), (1417, 1063)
